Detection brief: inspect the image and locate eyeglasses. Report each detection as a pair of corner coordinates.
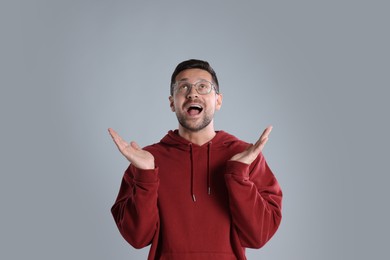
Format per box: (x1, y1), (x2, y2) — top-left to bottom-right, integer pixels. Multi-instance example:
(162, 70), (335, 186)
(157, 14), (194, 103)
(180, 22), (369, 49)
(172, 80), (218, 95)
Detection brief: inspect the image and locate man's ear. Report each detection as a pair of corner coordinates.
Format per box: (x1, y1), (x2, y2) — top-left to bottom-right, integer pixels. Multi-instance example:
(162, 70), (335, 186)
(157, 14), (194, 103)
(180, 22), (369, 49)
(169, 96), (175, 112)
(216, 93), (223, 110)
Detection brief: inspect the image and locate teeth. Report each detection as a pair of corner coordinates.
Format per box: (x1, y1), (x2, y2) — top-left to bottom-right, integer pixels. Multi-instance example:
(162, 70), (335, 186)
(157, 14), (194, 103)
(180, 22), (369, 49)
(190, 104), (202, 109)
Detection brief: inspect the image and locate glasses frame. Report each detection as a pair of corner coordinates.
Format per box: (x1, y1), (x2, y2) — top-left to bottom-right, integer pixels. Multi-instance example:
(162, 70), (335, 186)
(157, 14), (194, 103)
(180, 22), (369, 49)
(172, 79), (219, 95)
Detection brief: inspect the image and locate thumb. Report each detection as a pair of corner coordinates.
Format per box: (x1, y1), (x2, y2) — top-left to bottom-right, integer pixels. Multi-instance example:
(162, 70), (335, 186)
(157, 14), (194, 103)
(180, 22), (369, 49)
(130, 141), (141, 150)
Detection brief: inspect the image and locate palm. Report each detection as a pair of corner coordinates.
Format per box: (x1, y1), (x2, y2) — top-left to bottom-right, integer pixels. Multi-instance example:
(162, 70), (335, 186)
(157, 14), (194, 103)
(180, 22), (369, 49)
(230, 126), (273, 165)
(108, 128), (155, 170)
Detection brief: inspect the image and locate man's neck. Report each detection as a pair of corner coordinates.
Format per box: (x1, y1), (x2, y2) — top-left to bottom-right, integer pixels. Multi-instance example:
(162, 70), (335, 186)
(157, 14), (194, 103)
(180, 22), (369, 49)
(178, 125), (216, 146)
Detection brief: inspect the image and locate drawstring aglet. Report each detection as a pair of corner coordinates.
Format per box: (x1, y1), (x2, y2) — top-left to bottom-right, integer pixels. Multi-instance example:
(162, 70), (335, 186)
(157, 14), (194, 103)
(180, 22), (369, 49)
(192, 194), (197, 202)
(208, 187), (211, 195)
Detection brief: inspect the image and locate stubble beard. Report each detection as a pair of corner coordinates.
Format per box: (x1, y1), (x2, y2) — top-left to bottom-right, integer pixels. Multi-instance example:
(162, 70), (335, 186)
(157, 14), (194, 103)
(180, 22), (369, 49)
(176, 111), (214, 132)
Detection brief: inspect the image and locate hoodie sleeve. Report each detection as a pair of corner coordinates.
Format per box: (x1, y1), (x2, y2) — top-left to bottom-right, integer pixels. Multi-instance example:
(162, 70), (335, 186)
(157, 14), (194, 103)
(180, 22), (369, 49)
(224, 153), (282, 249)
(111, 164), (159, 249)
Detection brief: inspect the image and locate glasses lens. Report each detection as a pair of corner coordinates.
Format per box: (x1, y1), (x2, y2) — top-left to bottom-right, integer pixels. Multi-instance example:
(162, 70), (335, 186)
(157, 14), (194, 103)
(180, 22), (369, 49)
(174, 80), (213, 95)
(195, 81), (212, 94)
(176, 82), (190, 94)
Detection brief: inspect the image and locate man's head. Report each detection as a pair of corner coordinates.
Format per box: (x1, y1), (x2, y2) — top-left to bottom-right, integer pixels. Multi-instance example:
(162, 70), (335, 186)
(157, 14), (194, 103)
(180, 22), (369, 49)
(170, 59), (219, 96)
(169, 59), (222, 133)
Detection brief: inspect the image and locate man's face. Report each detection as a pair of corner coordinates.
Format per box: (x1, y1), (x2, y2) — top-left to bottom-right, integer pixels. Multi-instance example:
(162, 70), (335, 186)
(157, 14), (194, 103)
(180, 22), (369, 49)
(169, 68), (222, 132)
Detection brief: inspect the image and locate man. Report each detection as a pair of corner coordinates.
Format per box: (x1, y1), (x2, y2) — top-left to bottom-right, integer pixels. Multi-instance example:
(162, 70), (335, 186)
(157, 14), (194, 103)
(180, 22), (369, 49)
(109, 59), (282, 260)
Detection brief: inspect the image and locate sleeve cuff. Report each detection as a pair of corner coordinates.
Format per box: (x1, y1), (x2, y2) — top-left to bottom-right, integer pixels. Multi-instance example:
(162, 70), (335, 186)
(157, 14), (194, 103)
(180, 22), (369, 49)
(226, 160), (250, 179)
(133, 166), (159, 183)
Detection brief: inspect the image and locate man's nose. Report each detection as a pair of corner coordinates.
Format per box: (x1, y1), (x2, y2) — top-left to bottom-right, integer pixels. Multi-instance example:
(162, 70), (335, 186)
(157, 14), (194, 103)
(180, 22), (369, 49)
(186, 85), (199, 99)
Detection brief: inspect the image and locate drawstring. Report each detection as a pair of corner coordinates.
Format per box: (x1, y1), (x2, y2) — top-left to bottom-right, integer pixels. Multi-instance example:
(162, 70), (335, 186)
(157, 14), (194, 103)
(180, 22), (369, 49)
(189, 143), (196, 202)
(189, 142), (212, 202)
(207, 142), (212, 195)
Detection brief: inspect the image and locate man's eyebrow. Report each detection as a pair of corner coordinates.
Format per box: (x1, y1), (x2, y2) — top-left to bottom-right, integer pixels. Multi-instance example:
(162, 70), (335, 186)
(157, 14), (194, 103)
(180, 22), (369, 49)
(177, 78), (208, 82)
(176, 78), (189, 82)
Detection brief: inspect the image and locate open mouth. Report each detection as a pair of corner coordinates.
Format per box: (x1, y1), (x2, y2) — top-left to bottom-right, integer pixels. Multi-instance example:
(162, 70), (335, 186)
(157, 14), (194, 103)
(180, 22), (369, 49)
(187, 104), (203, 116)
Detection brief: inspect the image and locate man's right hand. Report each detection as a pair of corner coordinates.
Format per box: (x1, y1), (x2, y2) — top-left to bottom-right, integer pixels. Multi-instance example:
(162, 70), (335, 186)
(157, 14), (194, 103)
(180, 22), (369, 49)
(108, 128), (155, 170)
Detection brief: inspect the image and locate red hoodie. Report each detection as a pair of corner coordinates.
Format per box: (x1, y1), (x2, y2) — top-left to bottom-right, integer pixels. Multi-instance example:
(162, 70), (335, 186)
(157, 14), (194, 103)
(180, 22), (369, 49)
(111, 130), (282, 260)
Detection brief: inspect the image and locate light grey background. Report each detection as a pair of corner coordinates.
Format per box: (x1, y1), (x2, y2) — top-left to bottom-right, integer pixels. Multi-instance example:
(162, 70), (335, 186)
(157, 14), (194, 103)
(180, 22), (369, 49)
(1, 0), (389, 259)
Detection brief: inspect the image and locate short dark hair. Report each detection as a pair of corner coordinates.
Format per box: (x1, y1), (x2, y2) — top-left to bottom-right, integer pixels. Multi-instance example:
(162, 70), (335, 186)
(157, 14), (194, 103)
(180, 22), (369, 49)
(170, 59), (219, 96)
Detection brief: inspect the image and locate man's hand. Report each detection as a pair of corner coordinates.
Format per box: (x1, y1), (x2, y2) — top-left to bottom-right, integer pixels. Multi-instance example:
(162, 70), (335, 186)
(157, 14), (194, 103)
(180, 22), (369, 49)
(108, 128), (155, 170)
(230, 126), (273, 165)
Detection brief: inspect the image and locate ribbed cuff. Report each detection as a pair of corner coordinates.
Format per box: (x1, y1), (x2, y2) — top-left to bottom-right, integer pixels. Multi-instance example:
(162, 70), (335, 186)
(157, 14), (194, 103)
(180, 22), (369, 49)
(226, 160), (250, 179)
(133, 167), (159, 183)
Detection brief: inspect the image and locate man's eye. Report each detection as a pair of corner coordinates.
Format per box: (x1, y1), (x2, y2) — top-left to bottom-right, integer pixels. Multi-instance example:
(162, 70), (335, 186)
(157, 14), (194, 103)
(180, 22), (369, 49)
(198, 84), (207, 89)
(179, 84), (189, 90)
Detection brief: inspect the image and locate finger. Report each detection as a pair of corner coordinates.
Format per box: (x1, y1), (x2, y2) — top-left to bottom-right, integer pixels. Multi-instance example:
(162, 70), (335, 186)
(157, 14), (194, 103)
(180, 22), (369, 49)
(253, 126), (273, 154)
(261, 125), (273, 139)
(254, 126), (273, 146)
(258, 137), (268, 150)
(108, 128), (119, 140)
(108, 128), (128, 149)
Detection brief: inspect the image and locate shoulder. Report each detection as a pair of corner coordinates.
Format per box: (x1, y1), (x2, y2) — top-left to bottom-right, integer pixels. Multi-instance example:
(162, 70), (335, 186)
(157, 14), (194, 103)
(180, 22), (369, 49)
(213, 130), (251, 152)
(143, 142), (168, 153)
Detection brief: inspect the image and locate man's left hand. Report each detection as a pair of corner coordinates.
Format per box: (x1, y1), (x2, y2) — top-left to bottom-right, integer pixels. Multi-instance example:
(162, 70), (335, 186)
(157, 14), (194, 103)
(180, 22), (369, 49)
(230, 126), (273, 165)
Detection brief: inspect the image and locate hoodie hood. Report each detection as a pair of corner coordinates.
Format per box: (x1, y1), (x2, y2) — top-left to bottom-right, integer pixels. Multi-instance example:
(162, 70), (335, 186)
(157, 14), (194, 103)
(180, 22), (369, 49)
(159, 130), (241, 202)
